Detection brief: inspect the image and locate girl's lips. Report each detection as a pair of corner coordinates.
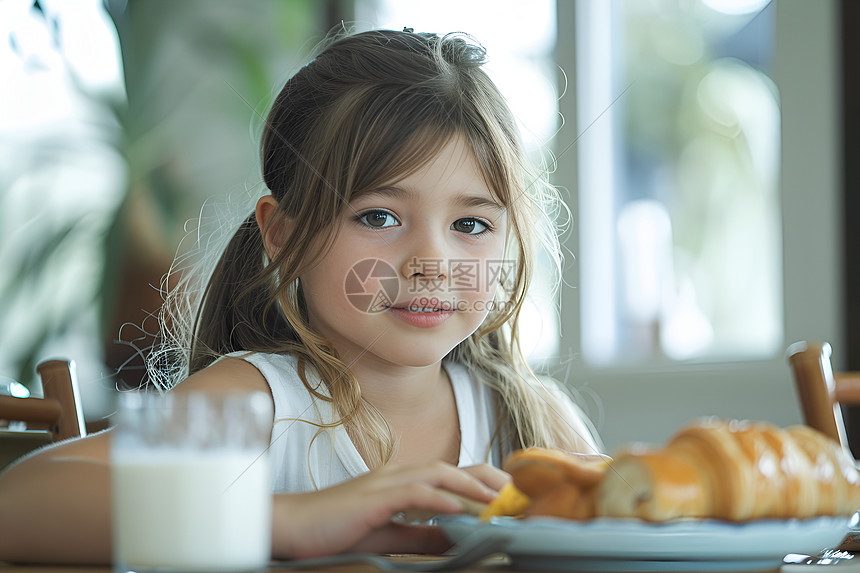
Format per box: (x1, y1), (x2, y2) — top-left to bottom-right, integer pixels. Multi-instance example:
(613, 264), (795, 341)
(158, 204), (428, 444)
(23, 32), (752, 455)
(387, 307), (455, 328)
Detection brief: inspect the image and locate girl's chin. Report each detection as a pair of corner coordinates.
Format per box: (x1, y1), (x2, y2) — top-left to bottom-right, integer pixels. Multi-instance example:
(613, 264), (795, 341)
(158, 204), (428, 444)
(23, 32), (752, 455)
(321, 314), (488, 366)
(374, 349), (456, 368)
(356, 340), (463, 369)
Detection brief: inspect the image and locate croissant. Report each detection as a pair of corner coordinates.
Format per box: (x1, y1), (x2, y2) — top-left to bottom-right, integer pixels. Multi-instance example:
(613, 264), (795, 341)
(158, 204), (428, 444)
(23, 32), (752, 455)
(596, 418), (860, 522)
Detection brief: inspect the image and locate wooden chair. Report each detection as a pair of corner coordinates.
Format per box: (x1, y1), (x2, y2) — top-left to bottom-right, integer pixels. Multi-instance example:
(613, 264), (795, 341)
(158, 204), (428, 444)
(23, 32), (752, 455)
(0, 359), (87, 470)
(788, 341), (860, 456)
(789, 341), (860, 550)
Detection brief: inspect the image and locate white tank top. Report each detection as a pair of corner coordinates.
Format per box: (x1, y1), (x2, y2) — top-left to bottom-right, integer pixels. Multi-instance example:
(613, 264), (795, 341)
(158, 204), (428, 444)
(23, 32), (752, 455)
(230, 352), (503, 493)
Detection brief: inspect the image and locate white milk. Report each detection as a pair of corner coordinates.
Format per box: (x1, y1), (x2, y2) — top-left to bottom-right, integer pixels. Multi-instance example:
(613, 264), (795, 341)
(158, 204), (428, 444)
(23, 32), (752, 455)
(112, 450), (271, 571)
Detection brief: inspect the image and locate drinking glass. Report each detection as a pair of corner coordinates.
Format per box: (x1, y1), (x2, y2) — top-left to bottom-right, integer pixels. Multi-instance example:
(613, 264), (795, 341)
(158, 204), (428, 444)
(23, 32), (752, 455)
(111, 391), (273, 572)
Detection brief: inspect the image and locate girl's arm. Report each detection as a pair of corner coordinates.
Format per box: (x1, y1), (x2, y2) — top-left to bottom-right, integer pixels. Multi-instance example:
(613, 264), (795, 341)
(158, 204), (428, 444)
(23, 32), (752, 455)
(0, 430), (113, 564)
(0, 357), (270, 564)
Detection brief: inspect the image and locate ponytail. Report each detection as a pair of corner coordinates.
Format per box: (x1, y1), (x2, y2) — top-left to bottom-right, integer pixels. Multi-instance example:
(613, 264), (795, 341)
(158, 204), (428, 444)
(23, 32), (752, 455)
(189, 213), (292, 374)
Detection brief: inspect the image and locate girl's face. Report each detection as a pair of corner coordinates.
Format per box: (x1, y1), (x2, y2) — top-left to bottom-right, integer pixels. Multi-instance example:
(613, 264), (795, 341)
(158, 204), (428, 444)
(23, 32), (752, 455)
(300, 136), (508, 369)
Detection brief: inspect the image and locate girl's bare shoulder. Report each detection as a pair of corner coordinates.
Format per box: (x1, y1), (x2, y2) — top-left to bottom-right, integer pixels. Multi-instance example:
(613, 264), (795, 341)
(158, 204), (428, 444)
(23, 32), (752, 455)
(176, 355), (271, 396)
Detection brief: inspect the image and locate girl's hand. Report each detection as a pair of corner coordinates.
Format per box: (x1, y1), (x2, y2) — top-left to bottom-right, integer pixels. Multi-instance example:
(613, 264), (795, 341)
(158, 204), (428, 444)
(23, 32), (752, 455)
(271, 461), (504, 559)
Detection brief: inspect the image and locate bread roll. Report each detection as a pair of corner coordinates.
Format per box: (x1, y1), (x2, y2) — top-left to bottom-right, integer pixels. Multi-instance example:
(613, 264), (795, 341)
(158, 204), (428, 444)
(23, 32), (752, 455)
(481, 447), (610, 520)
(504, 447), (607, 496)
(597, 445), (710, 521)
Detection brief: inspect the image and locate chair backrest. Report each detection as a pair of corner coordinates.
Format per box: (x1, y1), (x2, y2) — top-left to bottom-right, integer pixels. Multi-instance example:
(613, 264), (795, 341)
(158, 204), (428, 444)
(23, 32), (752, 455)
(0, 359), (86, 443)
(788, 341), (860, 455)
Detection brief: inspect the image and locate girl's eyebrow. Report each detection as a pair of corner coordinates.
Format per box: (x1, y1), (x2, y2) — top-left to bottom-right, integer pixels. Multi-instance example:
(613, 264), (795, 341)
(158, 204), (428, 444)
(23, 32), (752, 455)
(355, 186), (505, 213)
(455, 194), (505, 213)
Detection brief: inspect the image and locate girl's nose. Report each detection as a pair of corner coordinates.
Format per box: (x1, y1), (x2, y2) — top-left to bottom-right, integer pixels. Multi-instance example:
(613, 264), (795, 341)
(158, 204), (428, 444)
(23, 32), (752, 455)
(399, 230), (450, 281)
(401, 255), (449, 280)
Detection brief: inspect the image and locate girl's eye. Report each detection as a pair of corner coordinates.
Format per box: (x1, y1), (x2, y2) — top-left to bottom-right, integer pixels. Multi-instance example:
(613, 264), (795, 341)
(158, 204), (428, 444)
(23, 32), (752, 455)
(452, 218), (491, 235)
(358, 210), (399, 228)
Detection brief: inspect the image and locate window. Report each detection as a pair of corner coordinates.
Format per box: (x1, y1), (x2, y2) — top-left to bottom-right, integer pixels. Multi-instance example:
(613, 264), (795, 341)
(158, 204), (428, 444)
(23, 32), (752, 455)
(574, 0), (781, 365)
(557, 0), (841, 448)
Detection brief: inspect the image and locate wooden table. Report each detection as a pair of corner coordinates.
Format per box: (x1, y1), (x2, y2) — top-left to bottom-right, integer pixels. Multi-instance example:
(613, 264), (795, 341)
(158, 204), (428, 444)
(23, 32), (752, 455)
(4, 556), (860, 572)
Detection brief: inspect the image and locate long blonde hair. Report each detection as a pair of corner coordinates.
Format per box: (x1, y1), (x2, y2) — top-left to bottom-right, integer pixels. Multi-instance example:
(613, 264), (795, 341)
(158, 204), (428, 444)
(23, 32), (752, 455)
(149, 29), (596, 468)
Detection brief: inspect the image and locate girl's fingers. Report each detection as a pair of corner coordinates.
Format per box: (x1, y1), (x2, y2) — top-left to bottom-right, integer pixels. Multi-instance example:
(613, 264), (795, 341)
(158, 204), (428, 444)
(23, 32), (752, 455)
(392, 461), (500, 502)
(374, 480), (468, 517)
(343, 464), (496, 526)
(459, 463), (511, 492)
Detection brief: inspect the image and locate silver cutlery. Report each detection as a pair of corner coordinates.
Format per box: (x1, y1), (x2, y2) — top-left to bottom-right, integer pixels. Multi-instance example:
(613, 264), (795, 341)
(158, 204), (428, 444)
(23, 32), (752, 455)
(784, 548), (855, 566)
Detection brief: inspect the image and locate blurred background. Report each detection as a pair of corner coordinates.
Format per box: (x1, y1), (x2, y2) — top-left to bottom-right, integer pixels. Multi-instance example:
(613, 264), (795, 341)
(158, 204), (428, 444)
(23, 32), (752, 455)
(0, 0), (856, 450)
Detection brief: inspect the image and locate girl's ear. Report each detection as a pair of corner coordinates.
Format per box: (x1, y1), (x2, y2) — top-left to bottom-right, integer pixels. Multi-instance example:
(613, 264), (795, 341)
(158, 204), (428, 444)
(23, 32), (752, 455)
(255, 195), (290, 259)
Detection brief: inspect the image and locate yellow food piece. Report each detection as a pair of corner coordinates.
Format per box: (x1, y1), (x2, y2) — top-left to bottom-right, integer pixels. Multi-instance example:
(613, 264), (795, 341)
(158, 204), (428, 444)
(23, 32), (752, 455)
(480, 482), (531, 521)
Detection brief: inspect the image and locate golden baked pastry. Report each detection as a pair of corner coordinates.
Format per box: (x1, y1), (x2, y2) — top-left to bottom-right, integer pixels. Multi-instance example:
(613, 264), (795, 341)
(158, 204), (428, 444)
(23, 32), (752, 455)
(597, 418), (860, 521)
(484, 419), (860, 523)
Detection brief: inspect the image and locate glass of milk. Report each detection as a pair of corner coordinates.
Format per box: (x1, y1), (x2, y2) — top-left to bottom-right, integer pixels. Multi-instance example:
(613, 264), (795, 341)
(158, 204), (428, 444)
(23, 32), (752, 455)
(111, 391), (273, 573)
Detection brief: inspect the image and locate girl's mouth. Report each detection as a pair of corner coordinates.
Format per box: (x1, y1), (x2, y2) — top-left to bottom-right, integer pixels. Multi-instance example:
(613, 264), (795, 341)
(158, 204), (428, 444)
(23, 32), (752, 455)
(386, 305), (455, 328)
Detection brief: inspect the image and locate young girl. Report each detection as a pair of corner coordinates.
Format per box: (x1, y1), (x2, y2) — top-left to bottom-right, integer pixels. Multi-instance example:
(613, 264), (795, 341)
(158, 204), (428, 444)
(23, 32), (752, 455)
(0, 28), (600, 563)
